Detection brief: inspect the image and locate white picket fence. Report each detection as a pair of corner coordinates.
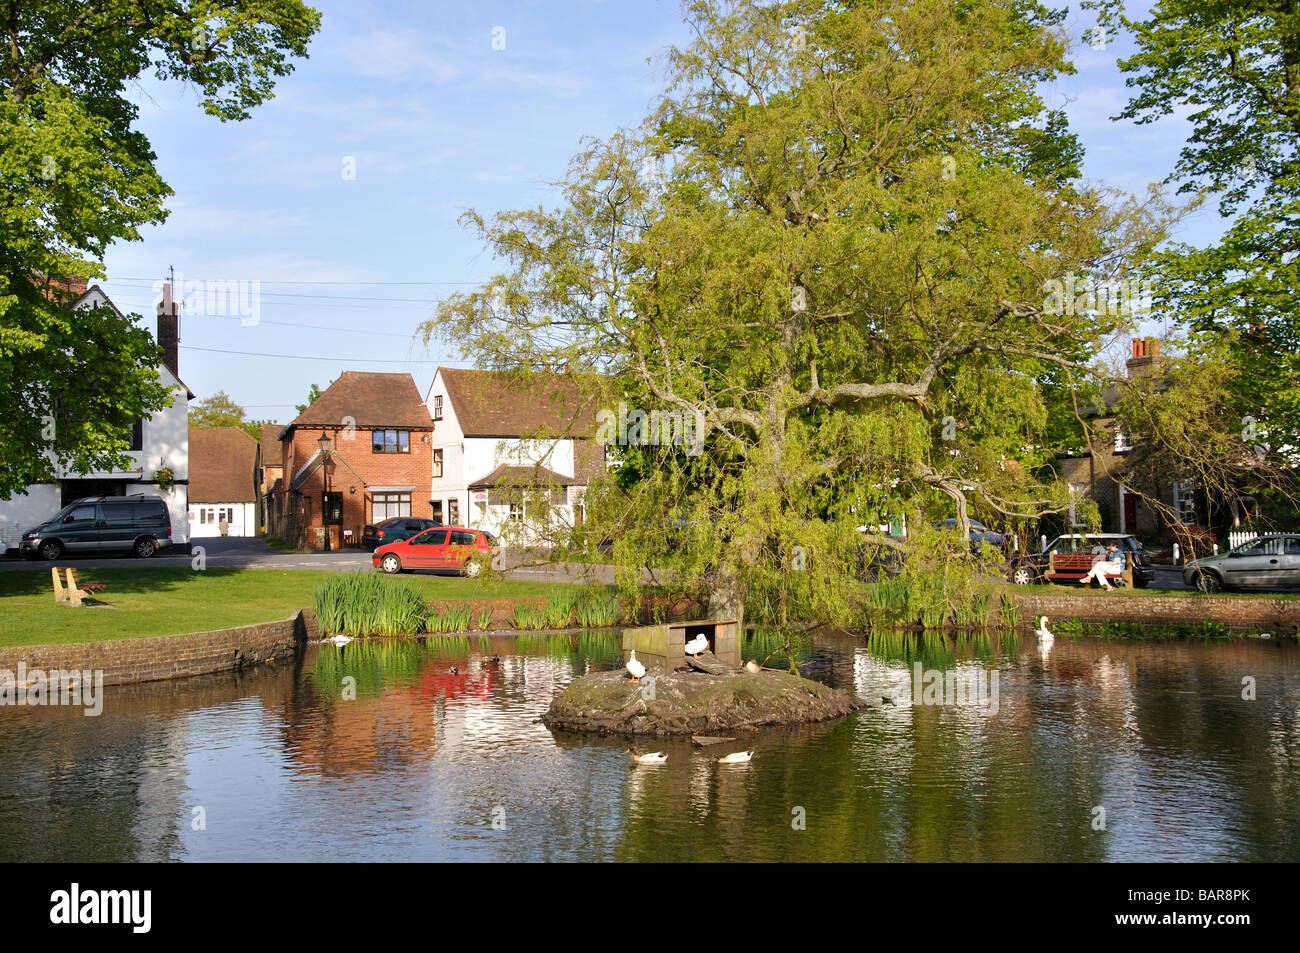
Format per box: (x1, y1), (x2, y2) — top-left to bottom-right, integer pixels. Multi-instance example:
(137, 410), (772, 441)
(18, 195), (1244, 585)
(1228, 530), (1262, 550)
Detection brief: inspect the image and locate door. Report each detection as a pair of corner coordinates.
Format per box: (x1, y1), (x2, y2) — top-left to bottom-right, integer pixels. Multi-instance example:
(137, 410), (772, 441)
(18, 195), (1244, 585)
(1279, 537), (1300, 589)
(405, 528), (448, 569)
(1223, 537), (1281, 587)
(100, 501), (137, 551)
(1122, 490), (1137, 535)
(447, 530), (477, 570)
(59, 503), (101, 552)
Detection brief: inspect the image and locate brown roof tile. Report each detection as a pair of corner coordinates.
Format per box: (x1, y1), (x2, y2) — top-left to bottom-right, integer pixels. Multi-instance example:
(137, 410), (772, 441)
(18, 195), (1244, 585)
(288, 372), (433, 431)
(260, 423), (283, 467)
(467, 463), (577, 489)
(439, 367), (601, 437)
(189, 427), (258, 503)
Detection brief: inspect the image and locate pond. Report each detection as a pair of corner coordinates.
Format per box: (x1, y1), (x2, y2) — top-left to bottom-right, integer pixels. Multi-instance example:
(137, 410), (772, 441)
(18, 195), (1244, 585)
(0, 629), (1296, 861)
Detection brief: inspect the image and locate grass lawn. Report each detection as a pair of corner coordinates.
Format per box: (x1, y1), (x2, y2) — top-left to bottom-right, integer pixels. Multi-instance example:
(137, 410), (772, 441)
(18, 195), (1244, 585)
(0, 568), (585, 648)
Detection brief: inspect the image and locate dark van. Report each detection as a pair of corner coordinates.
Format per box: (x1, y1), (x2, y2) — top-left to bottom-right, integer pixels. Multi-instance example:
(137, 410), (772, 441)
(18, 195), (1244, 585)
(21, 495), (172, 560)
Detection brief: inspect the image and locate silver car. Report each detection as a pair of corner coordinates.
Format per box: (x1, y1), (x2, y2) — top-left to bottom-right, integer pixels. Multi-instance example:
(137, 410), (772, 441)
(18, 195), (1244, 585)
(1183, 534), (1300, 592)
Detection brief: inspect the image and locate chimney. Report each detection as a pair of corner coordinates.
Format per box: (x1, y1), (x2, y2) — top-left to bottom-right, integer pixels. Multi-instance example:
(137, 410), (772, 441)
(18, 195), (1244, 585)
(157, 282), (180, 380)
(1126, 335), (1161, 379)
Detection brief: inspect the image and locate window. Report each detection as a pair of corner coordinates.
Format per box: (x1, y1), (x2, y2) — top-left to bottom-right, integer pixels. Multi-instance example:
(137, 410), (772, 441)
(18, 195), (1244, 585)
(129, 419), (143, 452)
(1286, 538), (1300, 556)
(433, 395), (443, 420)
(322, 493), (342, 525)
(103, 502), (133, 523)
(64, 505), (97, 523)
(372, 492), (411, 521)
(509, 501), (523, 522)
(1068, 483), (1087, 527)
(1113, 429), (1132, 452)
(450, 530), (476, 545)
(433, 448), (443, 478)
(1236, 538), (1281, 557)
(371, 430), (410, 454)
(447, 498), (459, 525)
(413, 529), (447, 547)
(1173, 482), (1197, 525)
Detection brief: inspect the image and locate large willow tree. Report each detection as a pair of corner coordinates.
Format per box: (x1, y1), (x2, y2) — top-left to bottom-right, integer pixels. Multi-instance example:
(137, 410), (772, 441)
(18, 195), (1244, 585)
(422, 0), (1169, 627)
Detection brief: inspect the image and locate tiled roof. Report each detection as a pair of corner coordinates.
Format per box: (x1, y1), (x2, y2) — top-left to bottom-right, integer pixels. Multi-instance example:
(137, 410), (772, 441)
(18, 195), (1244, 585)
(189, 427), (258, 503)
(439, 367), (601, 437)
(260, 423), (283, 467)
(287, 372), (434, 432)
(467, 464), (577, 489)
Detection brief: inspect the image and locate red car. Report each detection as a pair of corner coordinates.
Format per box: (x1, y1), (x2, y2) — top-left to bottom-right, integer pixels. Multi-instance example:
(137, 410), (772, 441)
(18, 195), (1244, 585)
(372, 526), (496, 577)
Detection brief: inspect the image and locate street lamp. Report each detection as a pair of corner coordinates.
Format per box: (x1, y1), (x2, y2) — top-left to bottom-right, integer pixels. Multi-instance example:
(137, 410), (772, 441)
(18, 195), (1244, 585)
(318, 432), (332, 552)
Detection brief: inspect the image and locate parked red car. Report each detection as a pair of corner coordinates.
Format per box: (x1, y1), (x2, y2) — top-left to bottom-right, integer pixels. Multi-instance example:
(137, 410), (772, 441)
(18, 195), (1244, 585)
(372, 526), (496, 577)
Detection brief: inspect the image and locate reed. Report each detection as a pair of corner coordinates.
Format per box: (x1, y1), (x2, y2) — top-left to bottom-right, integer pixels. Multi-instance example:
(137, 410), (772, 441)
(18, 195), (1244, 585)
(477, 605), (494, 631)
(541, 589), (579, 629)
(574, 587), (621, 627)
(511, 602), (545, 630)
(428, 603), (472, 633)
(313, 571), (428, 636)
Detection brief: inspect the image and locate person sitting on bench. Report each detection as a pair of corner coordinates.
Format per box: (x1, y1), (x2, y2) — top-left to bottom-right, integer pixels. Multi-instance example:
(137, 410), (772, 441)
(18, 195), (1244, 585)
(1081, 543), (1125, 590)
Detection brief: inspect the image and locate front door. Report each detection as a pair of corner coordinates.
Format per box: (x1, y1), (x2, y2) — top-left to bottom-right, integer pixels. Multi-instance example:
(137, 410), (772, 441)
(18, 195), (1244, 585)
(1122, 490), (1137, 535)
(406, 529), (448, 569)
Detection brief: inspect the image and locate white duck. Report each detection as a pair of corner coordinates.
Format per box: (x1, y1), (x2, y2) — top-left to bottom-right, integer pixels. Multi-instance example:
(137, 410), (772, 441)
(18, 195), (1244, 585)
(324, 634), (353, 647)
(629, 750), (667, 765)
(684, 633), (710, 657)
(1035, 616), (1054, 643)
(717, 750), (754, 764)
(625, 650), (646, 682)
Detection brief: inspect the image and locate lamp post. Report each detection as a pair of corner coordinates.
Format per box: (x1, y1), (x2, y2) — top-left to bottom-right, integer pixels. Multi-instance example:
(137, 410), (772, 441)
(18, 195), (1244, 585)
(318, 432), (332, 552)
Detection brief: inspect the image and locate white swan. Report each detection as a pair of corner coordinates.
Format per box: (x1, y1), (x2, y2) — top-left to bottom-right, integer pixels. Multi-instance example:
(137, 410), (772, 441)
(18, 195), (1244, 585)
(629, 750), (667, 764)
(324, 634), (353, 646)
(1035, 616), (1053, 643)
(717, 750), (754, 764)
(684, 634), (709, 657)
(626, 650), (646, 682)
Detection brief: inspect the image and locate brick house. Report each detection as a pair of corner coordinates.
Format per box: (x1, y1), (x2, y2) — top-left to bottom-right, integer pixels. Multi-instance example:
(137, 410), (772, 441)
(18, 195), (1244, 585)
(1058, 337), (1247, 544)
(259, 423), (283, 534)
(424, 366), (604, 539)
(188, 426), (258, 537)
(274, 372), (435, 549)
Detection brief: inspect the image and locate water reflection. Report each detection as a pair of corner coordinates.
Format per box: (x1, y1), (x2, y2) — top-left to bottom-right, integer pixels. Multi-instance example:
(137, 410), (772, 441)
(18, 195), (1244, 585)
(0, 629), (1296, 861)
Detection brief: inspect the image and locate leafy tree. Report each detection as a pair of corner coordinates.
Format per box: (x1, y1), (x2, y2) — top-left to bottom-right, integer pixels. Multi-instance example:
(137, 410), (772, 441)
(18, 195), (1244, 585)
(189, 390), (272, 441)
(0, 0), (320, 497)
(295, 382), (325, 415)
(422, 0), (1171, 627)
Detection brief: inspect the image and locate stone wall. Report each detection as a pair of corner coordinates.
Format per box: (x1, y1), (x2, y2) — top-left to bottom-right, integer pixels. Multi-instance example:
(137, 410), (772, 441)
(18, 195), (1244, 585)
(1009, 590), (1298, 633)
(0, 608), (317, 687)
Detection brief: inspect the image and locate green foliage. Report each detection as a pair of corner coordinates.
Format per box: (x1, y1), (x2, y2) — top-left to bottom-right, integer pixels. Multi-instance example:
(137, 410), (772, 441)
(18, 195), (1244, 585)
(0, 2), (320, 497)
(1051, 616), (1234, 641)
(313, 571), (428, 637)
(190, 391), (274, 441)
(311, 639), (428, 697)
(511, 602), (545, 630)
(477, 605), (495, 631)
(419, 0), (1171, 630)
(574, 587), (622, 627)
(427, 604), (472, 634)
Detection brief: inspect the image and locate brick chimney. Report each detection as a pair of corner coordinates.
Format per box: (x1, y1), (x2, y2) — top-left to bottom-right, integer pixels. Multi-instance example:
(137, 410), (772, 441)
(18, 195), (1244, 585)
(157, 282), (180, 380)
(1126, 336), (1160, 379)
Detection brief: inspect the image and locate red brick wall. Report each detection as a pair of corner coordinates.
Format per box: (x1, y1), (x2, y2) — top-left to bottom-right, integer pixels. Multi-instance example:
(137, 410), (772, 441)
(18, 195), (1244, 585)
(1010, 590), (1299, 634)
(279, 426), (435, 547)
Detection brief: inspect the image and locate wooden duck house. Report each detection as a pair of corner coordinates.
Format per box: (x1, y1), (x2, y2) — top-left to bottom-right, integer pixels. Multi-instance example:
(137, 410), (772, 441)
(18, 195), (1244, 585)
(621, 618), (740, 673)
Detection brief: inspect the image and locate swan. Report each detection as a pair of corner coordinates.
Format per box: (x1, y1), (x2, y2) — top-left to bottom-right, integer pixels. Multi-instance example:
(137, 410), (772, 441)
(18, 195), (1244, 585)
(324, 634), (352, 646)
(626, 650), (646, 682)
(717, 750), (754, 764)
(684, 633), (709, 657)
(628, 750), (667, 764)
(1035, 616), (1054, 643)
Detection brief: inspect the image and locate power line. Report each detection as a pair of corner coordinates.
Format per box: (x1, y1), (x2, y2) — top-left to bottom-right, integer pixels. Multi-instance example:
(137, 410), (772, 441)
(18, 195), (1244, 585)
(179, 344), (475, 364)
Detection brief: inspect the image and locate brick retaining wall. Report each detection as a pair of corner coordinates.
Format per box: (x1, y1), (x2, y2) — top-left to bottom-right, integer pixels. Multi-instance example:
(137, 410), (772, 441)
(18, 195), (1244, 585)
(0, 608), (318, 687)
(1009, 590), (1299, 634)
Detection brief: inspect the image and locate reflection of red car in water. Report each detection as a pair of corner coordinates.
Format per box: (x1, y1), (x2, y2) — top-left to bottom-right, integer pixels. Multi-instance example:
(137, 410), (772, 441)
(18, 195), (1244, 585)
(418, 662), (497, 702)
(372, 526), (496, 577)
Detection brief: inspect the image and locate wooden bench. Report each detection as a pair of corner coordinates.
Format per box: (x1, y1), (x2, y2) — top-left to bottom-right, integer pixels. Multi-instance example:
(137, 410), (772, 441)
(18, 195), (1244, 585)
(1046, 553), (1133, 588)
(51, 566), (108, 607)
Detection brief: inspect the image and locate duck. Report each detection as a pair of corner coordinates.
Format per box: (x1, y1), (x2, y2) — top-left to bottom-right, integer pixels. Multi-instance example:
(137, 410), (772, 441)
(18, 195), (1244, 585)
(324, 634), (353, 647)
(625, 650), (646, 682)
(628, 749), (667, 765)
(1035, 616), (1054, 643)
(448, 666), (460, 675)
(684, 633), (709, 657)
(716, 750), (754, 764)
(744, 659), (761, 674)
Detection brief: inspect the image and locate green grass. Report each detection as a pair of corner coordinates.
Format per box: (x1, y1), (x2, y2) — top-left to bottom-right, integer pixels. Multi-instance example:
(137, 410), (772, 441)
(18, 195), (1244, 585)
(259, 534), (298, 553)
(0, 567), (581, 648)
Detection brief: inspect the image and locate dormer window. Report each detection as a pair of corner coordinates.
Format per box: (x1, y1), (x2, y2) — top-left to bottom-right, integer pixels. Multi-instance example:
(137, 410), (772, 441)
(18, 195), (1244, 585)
(433, 395), (443, 421)
(1114, 429), (1133, 453)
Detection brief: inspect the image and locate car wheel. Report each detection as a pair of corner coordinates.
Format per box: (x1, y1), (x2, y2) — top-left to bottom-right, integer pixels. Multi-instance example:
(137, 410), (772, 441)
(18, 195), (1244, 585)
(38, 539), (62, 561)
(380, 554), (402, 574)
(1009, 565), (1036, 586)
(463, 558), (481, 578)
(1193, 570), (1222, 594)
(133, 537), (157, 558)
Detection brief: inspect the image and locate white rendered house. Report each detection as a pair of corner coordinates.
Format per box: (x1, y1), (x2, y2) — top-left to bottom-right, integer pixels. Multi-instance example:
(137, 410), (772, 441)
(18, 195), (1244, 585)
(0, 284), (191, 552)
(425, 367), (604, 541)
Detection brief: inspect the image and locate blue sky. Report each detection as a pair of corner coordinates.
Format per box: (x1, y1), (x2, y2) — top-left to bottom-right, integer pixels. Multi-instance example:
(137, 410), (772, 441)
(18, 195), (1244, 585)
(99, 0), (1214, 422)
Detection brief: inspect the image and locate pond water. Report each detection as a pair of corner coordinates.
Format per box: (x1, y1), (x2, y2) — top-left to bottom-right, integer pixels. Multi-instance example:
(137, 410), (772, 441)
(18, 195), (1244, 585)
(1, 630), (1297, 862)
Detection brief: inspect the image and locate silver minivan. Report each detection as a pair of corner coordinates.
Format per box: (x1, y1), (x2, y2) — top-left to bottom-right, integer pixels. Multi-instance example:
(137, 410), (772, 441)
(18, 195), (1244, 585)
(1183, 534), (1300, 592)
